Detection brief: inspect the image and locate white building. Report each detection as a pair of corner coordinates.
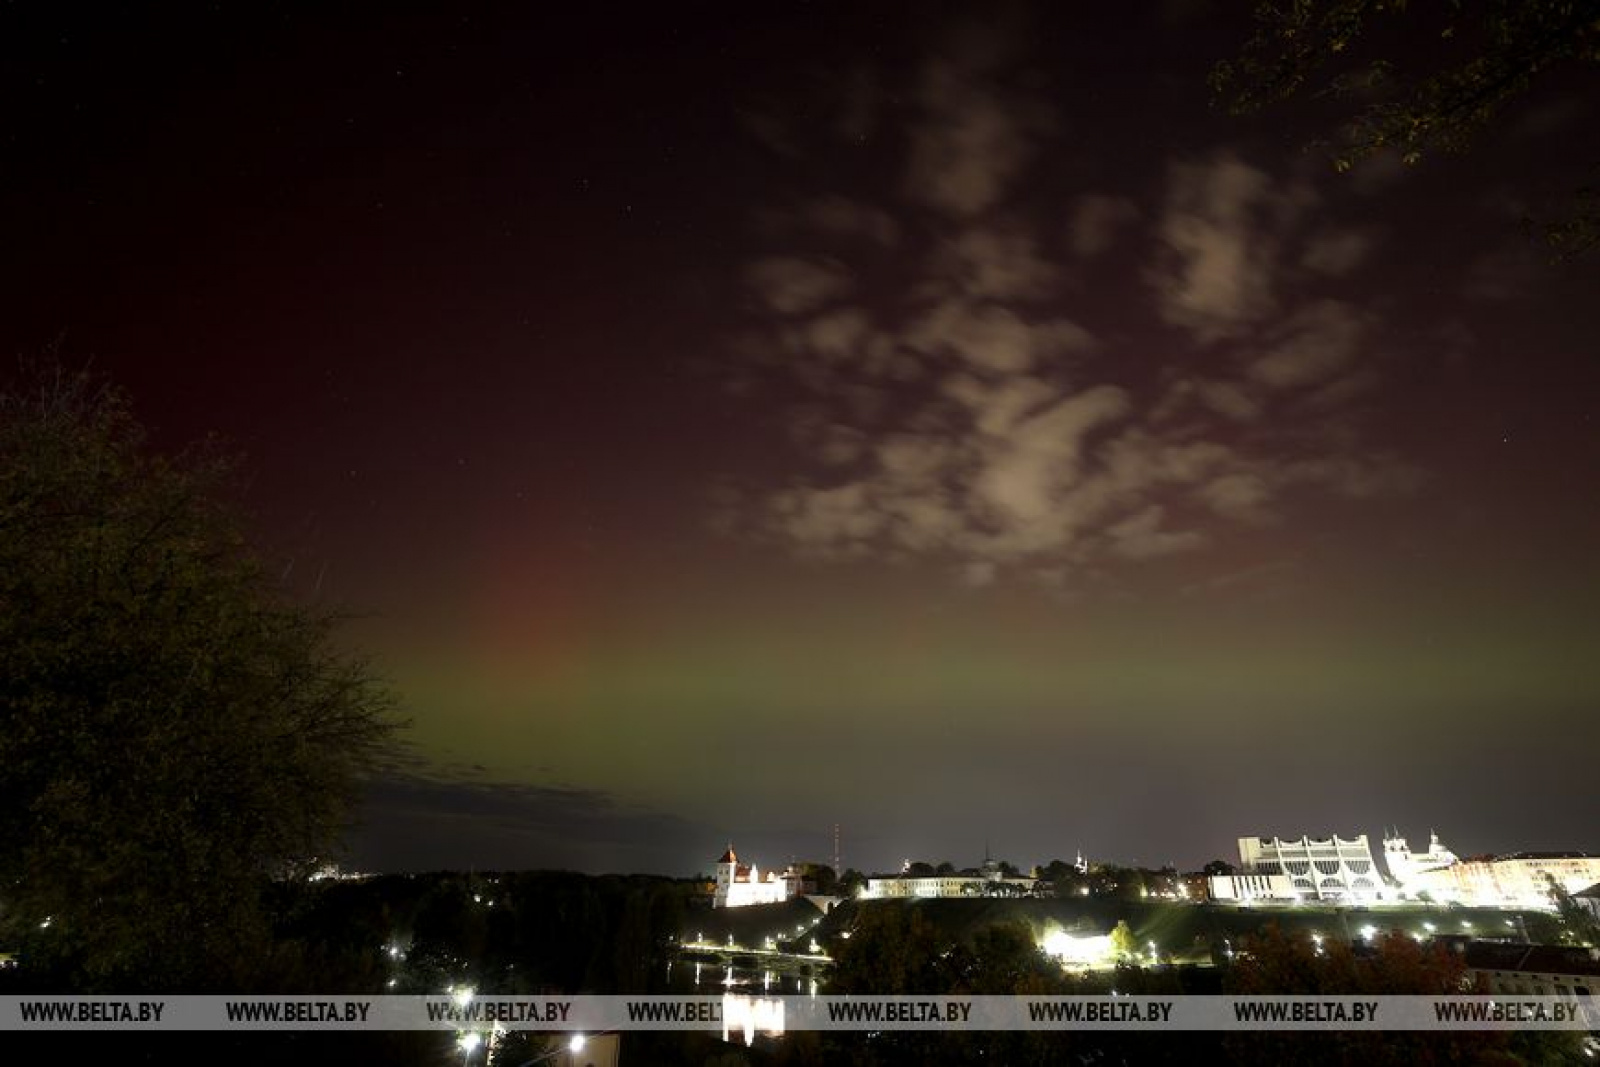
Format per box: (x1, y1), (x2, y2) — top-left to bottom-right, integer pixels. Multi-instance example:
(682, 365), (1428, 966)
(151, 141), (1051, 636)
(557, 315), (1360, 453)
(863, 859), (1036, 900)
(1382, 829), (1459, 893)
(1207, 873), (1297, 903)
(1406, 852), (1600, 909)
(713, 846), (804, 908)
(1237, 834), (1385, 903)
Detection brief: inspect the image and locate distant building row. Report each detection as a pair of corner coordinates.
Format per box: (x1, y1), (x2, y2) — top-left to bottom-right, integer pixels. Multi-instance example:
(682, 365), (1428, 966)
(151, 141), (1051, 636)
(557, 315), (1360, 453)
(710, 846), (1038, 906)
(1209, 830), (1600, 909)
(862, 858), (1037, 900)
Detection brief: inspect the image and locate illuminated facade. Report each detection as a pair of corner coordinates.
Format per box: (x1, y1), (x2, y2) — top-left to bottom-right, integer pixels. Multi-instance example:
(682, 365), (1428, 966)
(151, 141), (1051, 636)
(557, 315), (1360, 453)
(1382, 829), (1460, 894)
(712, 846), (803, 908)
(863, 859), (1036, 900)
(1207, 873), (1296, 902)
(1237, 834), (1385, 902)
(1406, 852), (1600, 909)
(862, 873), (1036, 899)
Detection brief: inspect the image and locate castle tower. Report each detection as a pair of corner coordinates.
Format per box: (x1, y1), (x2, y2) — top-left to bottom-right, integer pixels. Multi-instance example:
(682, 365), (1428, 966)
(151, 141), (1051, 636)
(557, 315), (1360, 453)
(713, 845), (738, 908)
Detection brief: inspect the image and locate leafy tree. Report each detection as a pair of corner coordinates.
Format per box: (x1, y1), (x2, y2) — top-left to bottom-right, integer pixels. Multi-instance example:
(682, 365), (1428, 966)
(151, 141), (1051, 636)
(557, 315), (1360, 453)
(827, 904), (947, 994)
(1545, 873), (1600, 946)
(944, 921), (1063, 995)
(1203, 858), (1237, 877)
(0, 362), (400, 989)
(1212, 0), (1600, 257)
(1221, 922), (1575, 1064)
(1108, 919), (1139, 962)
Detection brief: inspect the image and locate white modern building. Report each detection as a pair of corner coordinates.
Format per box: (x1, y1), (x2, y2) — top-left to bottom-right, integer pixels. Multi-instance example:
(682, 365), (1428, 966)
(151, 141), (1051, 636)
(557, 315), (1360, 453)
(1207, 873), (1297, 903)
(712, 846), (804, 908)
(1237, 834), (1386, 903)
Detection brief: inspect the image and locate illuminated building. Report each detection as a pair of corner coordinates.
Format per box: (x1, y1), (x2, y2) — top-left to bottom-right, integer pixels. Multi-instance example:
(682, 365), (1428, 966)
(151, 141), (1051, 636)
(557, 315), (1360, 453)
(1382, 829), (1459, 893)
(1237, 834), (1385, 902)
(1406, 852), (1600, 909)
(1206, 872), (1297, 902)
(712, 845), (803, 908)
(863, 858), (1036, 899)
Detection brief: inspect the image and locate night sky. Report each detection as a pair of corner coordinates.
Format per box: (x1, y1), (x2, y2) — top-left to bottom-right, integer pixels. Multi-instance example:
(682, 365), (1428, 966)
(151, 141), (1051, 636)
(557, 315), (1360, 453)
(5, 3), (1597, 878)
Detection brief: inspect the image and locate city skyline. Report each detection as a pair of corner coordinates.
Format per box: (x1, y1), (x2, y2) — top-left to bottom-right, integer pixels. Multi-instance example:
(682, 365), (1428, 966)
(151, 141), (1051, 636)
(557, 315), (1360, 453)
(4, 3), (1597, 876)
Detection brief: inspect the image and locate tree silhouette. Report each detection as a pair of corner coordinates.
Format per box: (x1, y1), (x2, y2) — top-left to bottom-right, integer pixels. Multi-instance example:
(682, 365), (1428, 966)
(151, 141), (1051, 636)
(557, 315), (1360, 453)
(0, 361), (401, 989)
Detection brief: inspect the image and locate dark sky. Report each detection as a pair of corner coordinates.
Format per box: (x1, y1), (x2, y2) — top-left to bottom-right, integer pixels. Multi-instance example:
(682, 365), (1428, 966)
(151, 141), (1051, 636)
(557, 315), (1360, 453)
(5, 3), (1597, 877)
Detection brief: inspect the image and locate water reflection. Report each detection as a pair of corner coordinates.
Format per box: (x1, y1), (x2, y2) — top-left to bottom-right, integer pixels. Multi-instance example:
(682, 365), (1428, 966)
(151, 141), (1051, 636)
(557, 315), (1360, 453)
(723, 993), (784, 1047)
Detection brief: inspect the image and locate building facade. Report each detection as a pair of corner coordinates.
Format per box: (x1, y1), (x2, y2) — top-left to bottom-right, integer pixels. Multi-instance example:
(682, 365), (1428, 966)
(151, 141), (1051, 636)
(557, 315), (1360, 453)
(1237, 834), (1385, 902)
(713, 846), (804, 908)
(862, 873), (1036, 899)
(1207, 873), (1297, 902)
(1407, 853), (1600, 909)
(863, 858), (1036, 900)
(1381, 829), (1459, 894)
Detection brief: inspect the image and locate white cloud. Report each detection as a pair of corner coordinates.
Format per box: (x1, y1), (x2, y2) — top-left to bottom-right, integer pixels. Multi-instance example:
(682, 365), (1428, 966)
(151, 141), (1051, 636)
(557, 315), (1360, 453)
(725, 77), (1423, 592)
(969, 385), (1131, 526)
(1151, 152), (1314, 341)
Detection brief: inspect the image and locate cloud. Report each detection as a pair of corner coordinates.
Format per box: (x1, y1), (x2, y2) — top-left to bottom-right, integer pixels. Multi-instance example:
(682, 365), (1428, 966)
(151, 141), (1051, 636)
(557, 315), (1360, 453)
(1196, 472), (1276, 524)
(932, 224), (1064, 300)
(816, 422), (869, 466)
(1154, 377), (1263, 423)
(969, 384), (1131, 526)
(1249, 299), (1366, 390)
(720, 48), (1423, 593)
(1106, 504), (1207, 559)
(1151, 152), (1314, 340)
(1300, 227), (1378, 276)
(1070, 194), (1140, 258)
(803, 195), (901, 246)
(744, 256), (854, 315)
(768, 482), (883, 557)
(904, 57), (1051, 218)
(908, 299), (1094, 376)
(1283, 454), (1427, 499)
